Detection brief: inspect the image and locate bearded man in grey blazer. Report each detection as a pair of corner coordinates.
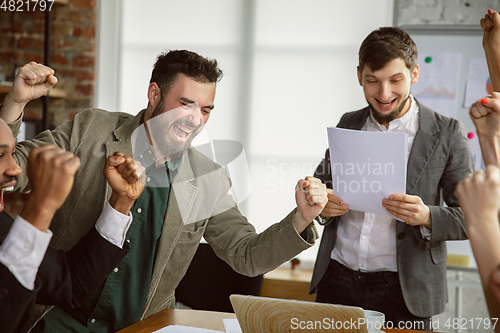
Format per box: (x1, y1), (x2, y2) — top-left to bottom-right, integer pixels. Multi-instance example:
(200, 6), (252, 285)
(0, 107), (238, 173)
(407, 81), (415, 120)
(0, 51), (327, 332)
(310, 27), (473, 331)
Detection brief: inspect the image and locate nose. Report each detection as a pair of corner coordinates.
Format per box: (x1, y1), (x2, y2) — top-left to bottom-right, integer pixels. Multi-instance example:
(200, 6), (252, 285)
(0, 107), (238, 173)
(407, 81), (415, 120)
(5, 155), (21, 177)
(186, 103), (204, 125)
(379, 82), (392, 101)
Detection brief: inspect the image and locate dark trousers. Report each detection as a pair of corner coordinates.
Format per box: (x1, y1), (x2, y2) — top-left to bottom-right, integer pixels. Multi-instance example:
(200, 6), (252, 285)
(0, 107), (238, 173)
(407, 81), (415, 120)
(316, 259), (432, 331)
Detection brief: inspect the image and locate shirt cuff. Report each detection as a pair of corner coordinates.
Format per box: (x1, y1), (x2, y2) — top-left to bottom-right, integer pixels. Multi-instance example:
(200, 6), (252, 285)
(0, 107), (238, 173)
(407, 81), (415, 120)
(95, 202), (133, 249)
(420, 225), (432, 240)
(0, 216), (52, 290)
(315, 215), (332, 226)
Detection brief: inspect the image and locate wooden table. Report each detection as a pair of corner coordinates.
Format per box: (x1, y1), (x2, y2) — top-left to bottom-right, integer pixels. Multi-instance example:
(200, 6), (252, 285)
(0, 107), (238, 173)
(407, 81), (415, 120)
(116, 309), (235, 332)
(261, 267), (316, 302)
(116, 308), (431, 333)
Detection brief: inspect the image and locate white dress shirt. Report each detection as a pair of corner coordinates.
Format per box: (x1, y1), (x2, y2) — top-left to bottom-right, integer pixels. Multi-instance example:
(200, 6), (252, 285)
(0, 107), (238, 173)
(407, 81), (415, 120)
(0, 202), (132, 290)
(331, 95), (430, 272)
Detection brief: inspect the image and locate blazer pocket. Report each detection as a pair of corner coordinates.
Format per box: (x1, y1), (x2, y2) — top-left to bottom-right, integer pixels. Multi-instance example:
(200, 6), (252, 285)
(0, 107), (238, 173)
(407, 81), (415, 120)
(429, 242), (447, 264)
(177, 218), (208, 243)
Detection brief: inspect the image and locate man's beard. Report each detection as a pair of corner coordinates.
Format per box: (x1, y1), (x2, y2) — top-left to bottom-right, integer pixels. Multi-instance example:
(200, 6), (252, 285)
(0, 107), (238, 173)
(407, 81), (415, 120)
(148, 102), (203, 161)
(368, 94), (410, 125)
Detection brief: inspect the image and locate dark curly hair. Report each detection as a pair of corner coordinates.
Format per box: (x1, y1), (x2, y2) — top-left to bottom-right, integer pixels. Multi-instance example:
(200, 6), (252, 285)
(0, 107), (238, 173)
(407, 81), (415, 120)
(358, 27), (418, 73)
(150, 50), (223, 97)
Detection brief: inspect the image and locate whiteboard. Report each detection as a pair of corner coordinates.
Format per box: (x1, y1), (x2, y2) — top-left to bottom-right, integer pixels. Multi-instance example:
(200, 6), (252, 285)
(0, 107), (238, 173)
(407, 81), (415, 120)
(401, 25), (484, 269)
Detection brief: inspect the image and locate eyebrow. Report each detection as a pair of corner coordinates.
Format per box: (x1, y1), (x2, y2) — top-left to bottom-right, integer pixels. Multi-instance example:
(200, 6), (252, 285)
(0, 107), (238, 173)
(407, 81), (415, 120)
(365, 73), (404, 78)
(389, 73), (405, 78)
(0, 144), (9, 149)
(179, 97), (214, 110)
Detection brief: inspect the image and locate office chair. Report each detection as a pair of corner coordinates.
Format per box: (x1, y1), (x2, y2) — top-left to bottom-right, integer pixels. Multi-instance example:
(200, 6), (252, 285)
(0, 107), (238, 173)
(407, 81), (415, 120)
(175, 243), (264, 313)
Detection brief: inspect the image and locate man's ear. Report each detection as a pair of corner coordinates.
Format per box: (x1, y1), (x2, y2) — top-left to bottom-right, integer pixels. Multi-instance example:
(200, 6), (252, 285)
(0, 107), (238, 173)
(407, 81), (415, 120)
(147, 82), (161, 108)
(411, 64), (420, 84)
(357, 66), (363, 86)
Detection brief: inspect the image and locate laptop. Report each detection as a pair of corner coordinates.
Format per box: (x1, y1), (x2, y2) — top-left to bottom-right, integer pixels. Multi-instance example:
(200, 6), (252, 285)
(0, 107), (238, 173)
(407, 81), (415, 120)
(229, 295), (369, 333)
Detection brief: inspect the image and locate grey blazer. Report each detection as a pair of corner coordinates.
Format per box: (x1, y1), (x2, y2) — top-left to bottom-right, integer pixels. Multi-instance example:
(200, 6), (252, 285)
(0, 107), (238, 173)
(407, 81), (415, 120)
(310, 101), (473, 318)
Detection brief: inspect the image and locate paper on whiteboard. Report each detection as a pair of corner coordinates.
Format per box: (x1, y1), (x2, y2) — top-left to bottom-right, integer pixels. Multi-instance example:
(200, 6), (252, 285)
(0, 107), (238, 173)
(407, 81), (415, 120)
(327, 127), (407, 217)
(464, 58), (491, 108)
(412, 53), (461, 119)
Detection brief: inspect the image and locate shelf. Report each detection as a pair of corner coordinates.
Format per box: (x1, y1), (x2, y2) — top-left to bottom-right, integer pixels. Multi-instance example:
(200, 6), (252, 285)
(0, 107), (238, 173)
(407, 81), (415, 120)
(0, 84), (66, 99)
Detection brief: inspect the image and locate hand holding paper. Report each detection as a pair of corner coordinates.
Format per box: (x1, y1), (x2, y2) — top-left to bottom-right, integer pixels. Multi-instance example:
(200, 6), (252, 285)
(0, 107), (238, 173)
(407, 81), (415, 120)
(382, 194), (431, 228)
(320, 188), (349, 217)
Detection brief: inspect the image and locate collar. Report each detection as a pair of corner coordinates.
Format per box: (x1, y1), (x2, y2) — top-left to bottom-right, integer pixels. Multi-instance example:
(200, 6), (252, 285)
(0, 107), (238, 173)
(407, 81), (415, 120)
(133, 128), (182, 174)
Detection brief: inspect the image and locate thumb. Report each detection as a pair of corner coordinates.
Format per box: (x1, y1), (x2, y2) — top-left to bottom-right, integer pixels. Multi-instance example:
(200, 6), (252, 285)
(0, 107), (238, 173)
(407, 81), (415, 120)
(481, 97), (500, 116)
(106, 155), (125, 168)
(45, 75), (58, 90)
(490, 10), (500, 28)
(296, 179), (308, 192)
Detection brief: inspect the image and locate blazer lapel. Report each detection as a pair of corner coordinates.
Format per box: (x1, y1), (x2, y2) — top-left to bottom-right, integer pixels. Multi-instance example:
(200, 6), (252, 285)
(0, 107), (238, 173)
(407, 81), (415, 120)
(103, 110), (145, 206)
(406, 101), (440, 195)
(143, 149), (198, 317)
(341, 107), (370, 130)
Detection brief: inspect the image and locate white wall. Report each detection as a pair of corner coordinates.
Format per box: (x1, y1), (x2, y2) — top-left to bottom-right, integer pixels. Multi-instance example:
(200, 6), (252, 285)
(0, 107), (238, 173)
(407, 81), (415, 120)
(96, 0), (394, 263)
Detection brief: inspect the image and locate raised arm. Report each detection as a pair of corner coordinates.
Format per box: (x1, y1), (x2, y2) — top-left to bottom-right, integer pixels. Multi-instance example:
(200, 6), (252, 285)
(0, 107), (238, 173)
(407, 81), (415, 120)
(35, 152), (146, 308)
(19, 145), (80, 231)
(470, 93), (500, 168)
(482, 9), (500, 92)
(0, 144), (79, 333)
(455, 165), (500, 325)
(104, 152), (146, 215)
(293, 176), (328, 232)
(0, 62), (57, 124)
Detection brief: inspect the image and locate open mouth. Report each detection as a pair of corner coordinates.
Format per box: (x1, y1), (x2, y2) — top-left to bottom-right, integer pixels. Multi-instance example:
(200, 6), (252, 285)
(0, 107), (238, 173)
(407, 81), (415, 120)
(0, 184), (16, 212)
(0, 187), (12, 212)
(375, 97), (397, 108)
(0, 181), (16, 191)
(173, 124), (194, 139)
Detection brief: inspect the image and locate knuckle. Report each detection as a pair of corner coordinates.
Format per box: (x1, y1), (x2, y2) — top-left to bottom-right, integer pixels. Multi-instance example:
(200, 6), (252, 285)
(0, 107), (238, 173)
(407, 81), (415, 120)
(40, 151), (51, 162)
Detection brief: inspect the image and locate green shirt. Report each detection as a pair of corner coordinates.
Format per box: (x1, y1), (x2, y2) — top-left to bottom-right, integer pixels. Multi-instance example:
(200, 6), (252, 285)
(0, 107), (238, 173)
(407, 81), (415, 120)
(37, 128), (180, 333)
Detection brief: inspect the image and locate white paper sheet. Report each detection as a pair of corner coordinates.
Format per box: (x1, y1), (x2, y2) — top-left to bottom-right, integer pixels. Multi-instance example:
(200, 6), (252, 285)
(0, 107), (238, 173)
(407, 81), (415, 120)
(154, 325), (221, 333)
(464, 58), (490, 108)
(327, 127), (407, 217)
(223, 319), (243, 333)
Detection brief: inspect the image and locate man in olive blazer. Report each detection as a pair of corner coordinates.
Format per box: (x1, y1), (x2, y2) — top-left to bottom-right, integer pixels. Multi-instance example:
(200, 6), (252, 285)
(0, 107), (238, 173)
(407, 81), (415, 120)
(1, 53), (326, 331)
(8, 108), (319, 319)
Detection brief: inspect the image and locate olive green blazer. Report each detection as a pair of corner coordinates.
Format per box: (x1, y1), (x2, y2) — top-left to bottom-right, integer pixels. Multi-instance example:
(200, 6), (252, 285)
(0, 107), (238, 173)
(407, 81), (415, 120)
(9, 108), (317, 327)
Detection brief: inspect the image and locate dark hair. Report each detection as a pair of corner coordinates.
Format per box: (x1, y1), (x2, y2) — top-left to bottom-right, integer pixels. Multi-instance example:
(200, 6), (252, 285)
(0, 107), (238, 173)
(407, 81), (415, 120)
(150, 50), (223, 96)
(358, 27), (418, 73)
